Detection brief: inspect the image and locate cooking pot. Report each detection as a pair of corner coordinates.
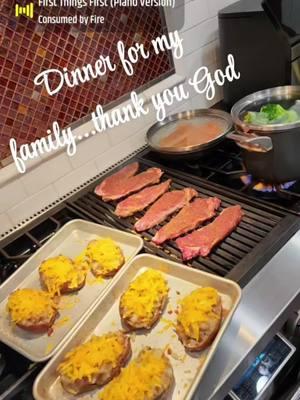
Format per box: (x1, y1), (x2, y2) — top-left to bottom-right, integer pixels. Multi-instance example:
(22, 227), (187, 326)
(146, 86), (300, 183)
(231, 86), (300, 183)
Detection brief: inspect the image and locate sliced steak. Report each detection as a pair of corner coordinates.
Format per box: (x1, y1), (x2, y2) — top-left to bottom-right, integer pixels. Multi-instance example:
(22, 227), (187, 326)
(176, 205), (243, 260)
(115, 179), (172, 217)
(152, 197), (221, 245)
(95, 162), (139, 198)
(134, 188), (197, 232)
(101, 168), (163, 202)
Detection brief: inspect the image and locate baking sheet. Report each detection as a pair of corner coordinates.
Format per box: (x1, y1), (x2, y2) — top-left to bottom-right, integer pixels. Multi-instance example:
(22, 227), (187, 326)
(0, 220), (143, 362)
(33, 254), (241, 400)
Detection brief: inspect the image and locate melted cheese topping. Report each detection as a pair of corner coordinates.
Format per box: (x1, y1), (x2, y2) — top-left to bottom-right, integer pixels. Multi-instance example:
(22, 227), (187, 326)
(58, 332), (126, 383)
(87, 238), (124, 275)
(99, 348), (170, 400)
(39, 255), (86, 295)
(177, 287), (220, 341)
(120, 269), (169, 323)
(7, 289), (57, 324)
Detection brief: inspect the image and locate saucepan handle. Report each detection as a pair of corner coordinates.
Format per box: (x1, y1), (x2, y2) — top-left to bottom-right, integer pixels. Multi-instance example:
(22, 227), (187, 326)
(227, 130), (273, 153)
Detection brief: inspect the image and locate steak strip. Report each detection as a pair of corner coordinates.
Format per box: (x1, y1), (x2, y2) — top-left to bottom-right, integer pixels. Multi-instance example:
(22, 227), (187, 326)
(115, 179), (172, 217)
(95, 162), (139, 198)
(176, 205), (243, 260)
(152, 197), (221, 245)
(134, 188), (197, 232)
(101, 167), (163, 202)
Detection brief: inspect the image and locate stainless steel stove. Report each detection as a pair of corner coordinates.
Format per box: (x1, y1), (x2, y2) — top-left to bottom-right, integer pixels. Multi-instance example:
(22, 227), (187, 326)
(0, 142), (300, 400)
(143, 140), (300, 215)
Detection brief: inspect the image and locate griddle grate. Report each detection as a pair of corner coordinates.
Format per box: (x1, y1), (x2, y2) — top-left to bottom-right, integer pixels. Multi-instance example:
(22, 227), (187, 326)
(67, 158), (296, 284)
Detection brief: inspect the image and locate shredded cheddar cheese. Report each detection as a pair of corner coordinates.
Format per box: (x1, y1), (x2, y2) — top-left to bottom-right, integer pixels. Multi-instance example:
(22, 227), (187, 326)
(86, 238), (124, 276)
(45, 342), (55, 355)
(120, 269), (168, 324)
(74, 250), (89, 272)
(58, 332), (126, 383)
(53, 316), (71, 329)
(99, 348), (171, 400)
(39, 255), (86, 295)
(177, 287), (220, 341)
(7, 289), (57, 324)
(158, 318), (175, 334)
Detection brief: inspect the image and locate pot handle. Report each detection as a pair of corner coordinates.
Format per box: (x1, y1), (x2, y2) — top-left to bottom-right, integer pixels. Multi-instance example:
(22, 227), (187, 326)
(227, 131), (273, 153)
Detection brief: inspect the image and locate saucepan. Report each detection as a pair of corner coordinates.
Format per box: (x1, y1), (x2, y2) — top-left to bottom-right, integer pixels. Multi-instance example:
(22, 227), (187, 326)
(231, 86), (300, 183)
(147, 86), (300, 183)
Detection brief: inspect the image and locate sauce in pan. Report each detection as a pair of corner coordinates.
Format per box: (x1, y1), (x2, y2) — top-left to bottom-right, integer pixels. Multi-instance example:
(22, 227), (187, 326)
(159, 121), (225, 148)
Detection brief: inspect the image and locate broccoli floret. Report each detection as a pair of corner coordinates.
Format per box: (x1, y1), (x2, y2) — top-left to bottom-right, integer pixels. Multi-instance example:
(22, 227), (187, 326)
(243, 112), (254, 123)
(243, 103), (300, 125)
(244, 111), (269, 125)
(284, 109), (299, 123)
(260, 104), (286, 121)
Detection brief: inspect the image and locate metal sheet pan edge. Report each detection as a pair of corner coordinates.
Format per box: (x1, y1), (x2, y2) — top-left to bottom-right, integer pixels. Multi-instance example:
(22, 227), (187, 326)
(0, 220), (144, 362)
(33, 253), (241, 400)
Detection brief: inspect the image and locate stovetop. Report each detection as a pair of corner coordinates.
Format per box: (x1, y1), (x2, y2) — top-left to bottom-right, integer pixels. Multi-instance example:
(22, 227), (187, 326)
(143, 140), (300, 215)
(0, 143), (300, 399)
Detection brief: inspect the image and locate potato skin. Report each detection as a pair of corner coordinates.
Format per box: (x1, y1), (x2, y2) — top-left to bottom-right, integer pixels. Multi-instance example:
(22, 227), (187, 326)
(86, 239), (125, 278)
(119, 270), (169, 331)
(59, 333), (131, 395)
(99, 347), (174, 400)
(39, 256), (87, 295)
(7, 289), (59, 335)
(90, 256), (125, 278)
(119, 294), (168, 331)
(176, 293), (222, 352)
(16, 310), (58, 334)
(39, 270), (86, 295)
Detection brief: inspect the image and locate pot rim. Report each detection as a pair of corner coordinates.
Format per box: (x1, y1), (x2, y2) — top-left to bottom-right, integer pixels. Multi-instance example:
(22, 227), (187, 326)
(231, 86), (300, 132)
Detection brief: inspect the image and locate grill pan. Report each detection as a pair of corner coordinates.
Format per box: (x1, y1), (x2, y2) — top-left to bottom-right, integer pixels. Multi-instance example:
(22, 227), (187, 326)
(67, 158), (291, 286)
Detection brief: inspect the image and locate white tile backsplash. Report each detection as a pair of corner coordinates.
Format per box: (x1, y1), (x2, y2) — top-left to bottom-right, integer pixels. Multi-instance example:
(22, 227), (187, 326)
(21, 153), (72, 196)
(166, 0), (210, 33)
(0, 179), (27, 214)
(0, 0), (238, 235)
(54, 160), (99, 198)
(107, 112), (155, 146)
(8, 185), (59, 226)
(175, 41), (218, 78)
(180, 17), (218, 57)
(68, 131), (110, 169)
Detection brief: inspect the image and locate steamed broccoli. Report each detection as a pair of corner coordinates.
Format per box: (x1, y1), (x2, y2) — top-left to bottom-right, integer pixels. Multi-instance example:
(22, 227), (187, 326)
(260, 104), (286, 121)
(244, 103), (300, 125)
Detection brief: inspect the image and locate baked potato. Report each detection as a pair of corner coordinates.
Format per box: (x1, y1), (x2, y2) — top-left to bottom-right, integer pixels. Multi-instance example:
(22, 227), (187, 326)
(7, 288), (58, 334)
(119, 269), (169, 330)
(176, 287), (222, 351)
(99, 347), (174, 400)
(85, 238), (125, 278)
(57, 331), (131, 395)
(39, 255), (87, 296)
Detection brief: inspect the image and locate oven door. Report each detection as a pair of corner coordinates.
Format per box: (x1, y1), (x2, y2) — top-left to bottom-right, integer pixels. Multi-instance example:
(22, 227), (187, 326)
(225, 333), (299, 400)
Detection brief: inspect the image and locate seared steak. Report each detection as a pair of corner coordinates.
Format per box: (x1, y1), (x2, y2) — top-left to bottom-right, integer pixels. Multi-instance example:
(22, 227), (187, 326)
(152, 197), (221, 245)
(176, 205), (243, 260)
(134, 188), (197, 232)
(95, 162), (139, 198)
(99, 167), (163, 202)
(115, 179), (172, 217)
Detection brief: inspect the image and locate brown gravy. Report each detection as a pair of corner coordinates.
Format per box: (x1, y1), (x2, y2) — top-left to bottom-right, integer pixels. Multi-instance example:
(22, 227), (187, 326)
(160, 122), (224, 148)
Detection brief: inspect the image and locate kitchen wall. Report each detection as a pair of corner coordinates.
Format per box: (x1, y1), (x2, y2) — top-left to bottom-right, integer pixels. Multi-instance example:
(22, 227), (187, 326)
(0, 1), (173, 161)
(0, 0), (237, 236)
